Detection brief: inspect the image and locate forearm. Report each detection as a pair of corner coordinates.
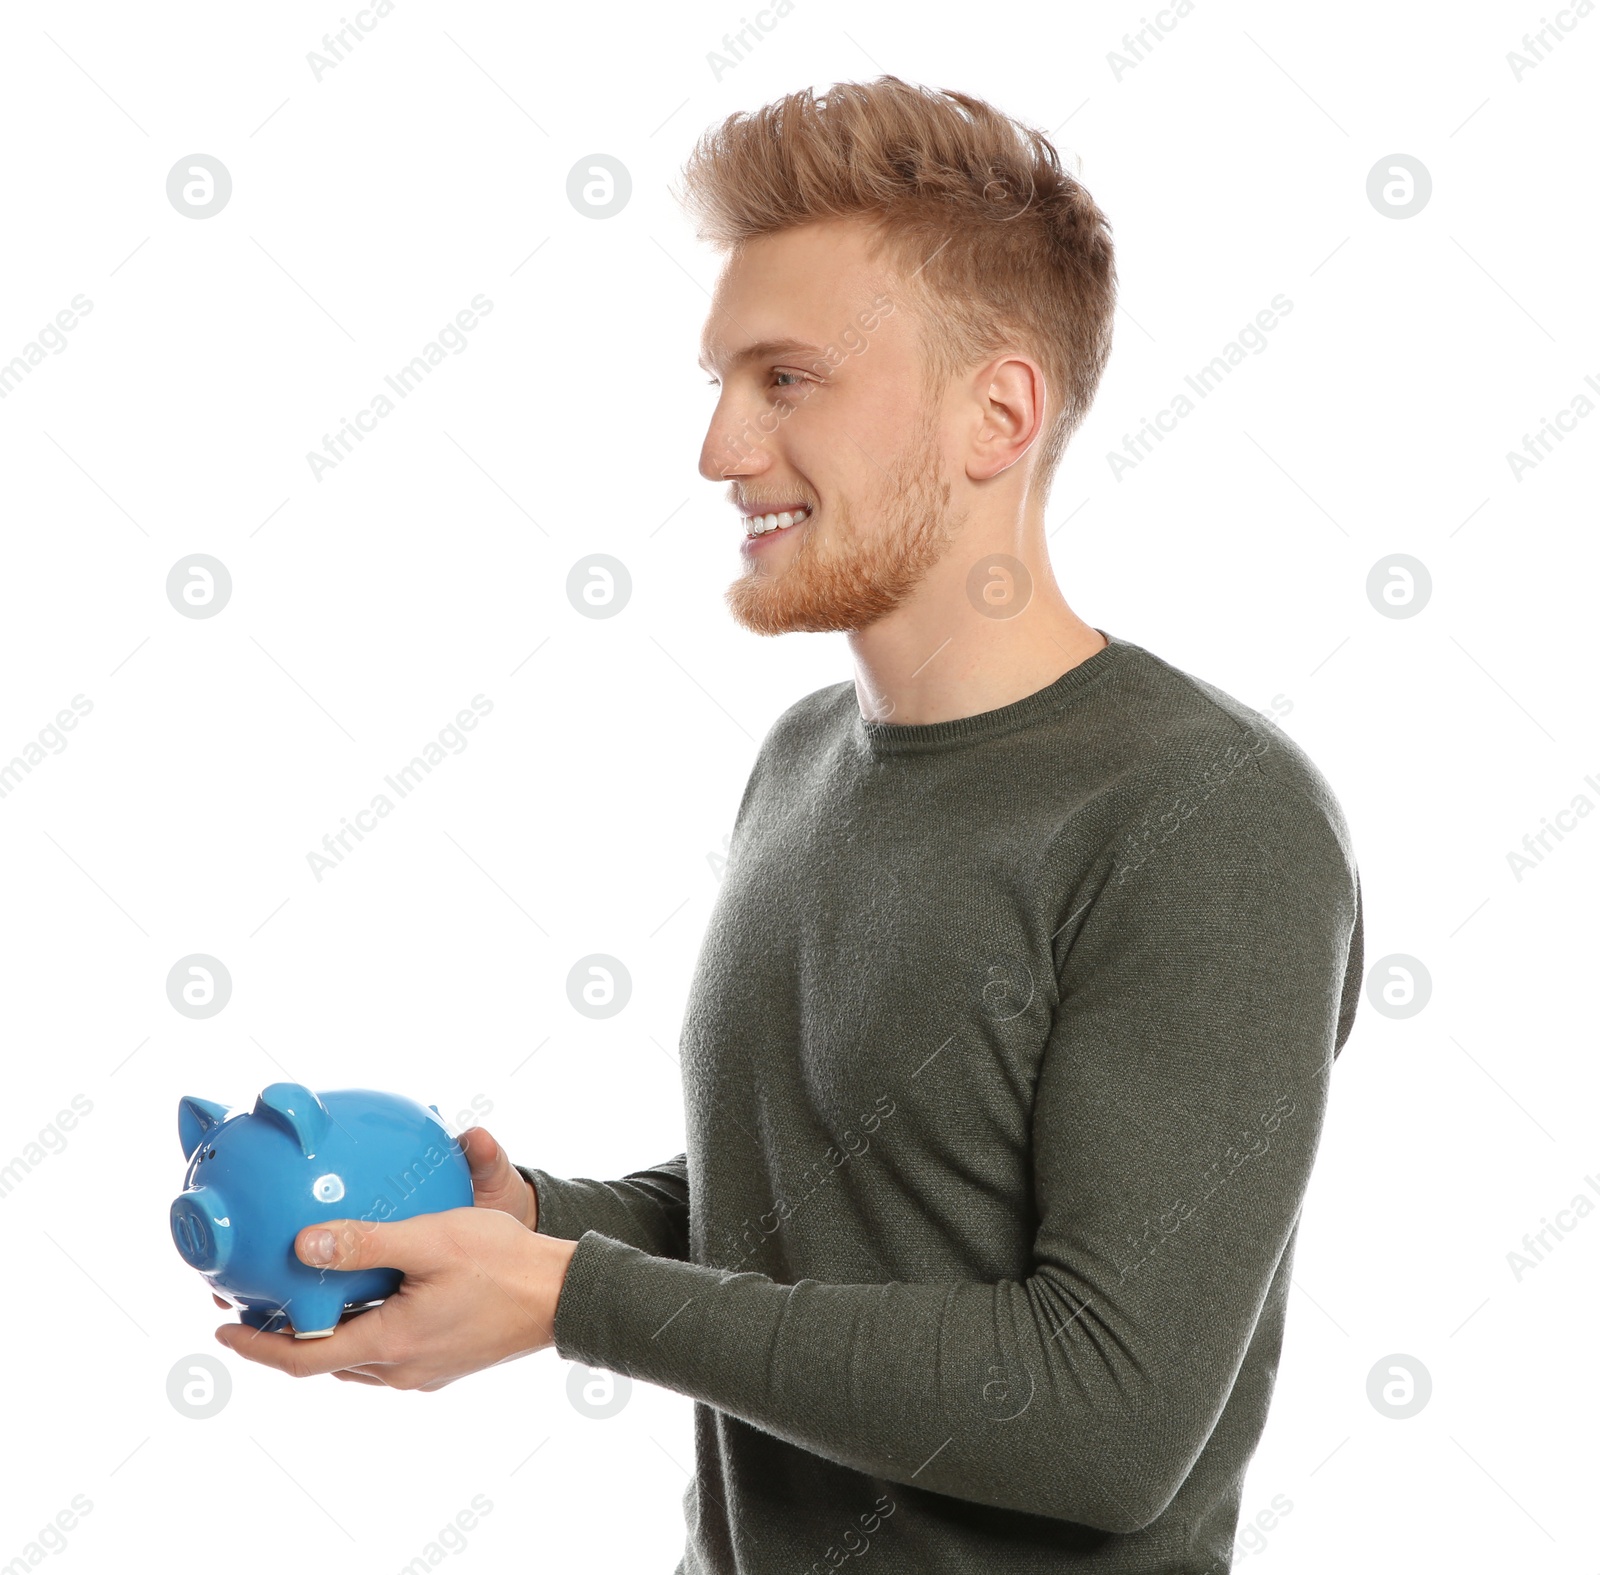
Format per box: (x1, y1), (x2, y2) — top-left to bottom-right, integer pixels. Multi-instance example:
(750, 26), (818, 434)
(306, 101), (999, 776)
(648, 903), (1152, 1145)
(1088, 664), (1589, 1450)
(516, 1154), (690, 1260)
(548, 1220), (1291, 1535)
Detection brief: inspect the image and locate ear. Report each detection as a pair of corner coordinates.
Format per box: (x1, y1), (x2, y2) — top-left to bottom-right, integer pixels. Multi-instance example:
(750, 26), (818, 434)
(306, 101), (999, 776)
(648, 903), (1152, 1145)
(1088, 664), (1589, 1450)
(968, 352), (1046, 482)
(253, 1082), (331, 1159)
(178, 1096), (231, 1160)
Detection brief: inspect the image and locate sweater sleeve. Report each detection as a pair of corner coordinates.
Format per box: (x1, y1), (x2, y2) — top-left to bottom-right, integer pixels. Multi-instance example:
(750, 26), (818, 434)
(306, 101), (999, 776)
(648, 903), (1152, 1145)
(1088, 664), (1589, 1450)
(547, 763), (1360, 1533)
(516, 1155), (690, 1261)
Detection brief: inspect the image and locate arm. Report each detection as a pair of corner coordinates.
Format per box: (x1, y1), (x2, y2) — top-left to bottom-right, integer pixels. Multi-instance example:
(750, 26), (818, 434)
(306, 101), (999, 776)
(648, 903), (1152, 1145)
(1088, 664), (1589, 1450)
(517, 1154), (691, 1261)
(545, 764), (1360, 1533)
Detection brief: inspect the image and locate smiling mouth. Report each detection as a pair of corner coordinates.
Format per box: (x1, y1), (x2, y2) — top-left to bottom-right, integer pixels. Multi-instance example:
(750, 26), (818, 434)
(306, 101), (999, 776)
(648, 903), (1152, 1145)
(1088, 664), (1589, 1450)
(741, 504), (812, 540)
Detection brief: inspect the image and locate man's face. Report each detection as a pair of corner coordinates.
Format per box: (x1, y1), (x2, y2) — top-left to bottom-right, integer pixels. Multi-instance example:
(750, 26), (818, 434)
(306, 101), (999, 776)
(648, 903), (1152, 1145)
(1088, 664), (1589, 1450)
(697, 220), (967, 636)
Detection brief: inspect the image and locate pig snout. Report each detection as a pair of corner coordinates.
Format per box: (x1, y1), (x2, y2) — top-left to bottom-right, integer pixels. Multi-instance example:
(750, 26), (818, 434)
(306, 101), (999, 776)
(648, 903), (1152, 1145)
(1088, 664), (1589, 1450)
(171, 1187), (233, 1273)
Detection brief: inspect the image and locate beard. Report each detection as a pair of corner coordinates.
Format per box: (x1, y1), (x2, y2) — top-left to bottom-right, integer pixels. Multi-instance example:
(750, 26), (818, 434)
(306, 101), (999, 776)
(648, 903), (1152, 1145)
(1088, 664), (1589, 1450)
(724, 410), (964, 636)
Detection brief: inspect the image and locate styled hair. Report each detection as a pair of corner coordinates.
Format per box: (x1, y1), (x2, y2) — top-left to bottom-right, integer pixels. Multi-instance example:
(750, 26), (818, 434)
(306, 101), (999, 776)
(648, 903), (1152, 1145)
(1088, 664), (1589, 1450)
(676, 75), (1117, 493)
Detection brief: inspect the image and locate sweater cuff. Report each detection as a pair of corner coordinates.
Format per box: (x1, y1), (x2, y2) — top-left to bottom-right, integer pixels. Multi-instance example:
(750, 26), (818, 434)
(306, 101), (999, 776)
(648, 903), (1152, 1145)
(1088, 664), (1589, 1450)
(552, 1229), (727, 1375)
(516, 1163), (587, 1242)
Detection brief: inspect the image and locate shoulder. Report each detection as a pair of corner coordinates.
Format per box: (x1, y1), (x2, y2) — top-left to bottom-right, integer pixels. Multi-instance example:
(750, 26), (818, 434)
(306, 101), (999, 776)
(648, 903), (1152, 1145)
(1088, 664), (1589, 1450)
(754, 678), (857, 762)
(725, 680), (855, 833)
(1094, 636), (1357, 878)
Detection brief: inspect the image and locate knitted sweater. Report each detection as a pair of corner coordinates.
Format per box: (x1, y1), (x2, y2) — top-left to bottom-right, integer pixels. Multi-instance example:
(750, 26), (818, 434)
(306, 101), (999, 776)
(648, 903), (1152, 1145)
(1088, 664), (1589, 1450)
(519, 628), (1363, 1574)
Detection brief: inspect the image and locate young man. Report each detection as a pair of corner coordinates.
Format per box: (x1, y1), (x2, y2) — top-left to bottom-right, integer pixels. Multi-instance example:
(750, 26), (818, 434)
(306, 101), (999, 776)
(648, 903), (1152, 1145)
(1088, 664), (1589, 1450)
(219, 77), (1362, 1575)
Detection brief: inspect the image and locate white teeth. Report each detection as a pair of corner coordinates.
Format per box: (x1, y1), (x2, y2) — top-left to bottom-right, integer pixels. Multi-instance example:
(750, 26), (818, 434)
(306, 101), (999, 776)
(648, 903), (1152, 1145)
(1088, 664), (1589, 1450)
(743, 506), (810, 537)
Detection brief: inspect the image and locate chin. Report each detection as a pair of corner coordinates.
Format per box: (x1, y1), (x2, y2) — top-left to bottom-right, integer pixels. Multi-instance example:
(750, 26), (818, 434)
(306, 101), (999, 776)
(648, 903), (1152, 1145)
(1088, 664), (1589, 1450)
(727, 598), (843, 637)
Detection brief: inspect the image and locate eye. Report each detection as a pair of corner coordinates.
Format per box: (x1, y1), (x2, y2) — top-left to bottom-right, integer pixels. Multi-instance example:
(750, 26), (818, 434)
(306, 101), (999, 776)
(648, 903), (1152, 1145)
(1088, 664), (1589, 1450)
(771, 370), (805, 389)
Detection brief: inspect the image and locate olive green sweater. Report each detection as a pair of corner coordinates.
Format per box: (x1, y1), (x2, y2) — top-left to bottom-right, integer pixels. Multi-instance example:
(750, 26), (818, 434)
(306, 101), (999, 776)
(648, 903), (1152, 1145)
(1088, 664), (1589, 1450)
(518, 629), (1362, 1574)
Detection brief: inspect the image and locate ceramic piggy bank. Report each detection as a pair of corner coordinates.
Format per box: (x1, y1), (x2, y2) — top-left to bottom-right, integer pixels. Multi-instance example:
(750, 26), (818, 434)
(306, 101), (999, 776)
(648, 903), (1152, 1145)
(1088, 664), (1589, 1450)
(170, 1082), (473, 1338)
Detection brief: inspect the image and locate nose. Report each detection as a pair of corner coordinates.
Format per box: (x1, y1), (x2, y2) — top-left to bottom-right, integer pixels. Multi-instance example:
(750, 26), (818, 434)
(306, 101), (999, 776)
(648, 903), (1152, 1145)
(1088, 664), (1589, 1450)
(698, 389), (775, 488)
(171, 1186), (233, 1272)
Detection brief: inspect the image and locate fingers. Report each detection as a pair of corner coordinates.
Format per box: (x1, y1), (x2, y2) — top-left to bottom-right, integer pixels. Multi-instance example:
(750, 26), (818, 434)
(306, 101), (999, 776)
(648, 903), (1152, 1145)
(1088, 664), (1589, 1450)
(293, 1211), (449, 1276)
(332, 1369), (386, 1386)
(212, 1293), (230, 1310)
(215, 1306), (392, 1376)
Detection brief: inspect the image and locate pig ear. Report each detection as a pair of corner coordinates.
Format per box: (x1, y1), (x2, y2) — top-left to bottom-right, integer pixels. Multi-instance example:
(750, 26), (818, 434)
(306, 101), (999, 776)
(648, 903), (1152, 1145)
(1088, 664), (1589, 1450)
(179, 1096), (231, 1160)
(253, 1082), (331, 1159)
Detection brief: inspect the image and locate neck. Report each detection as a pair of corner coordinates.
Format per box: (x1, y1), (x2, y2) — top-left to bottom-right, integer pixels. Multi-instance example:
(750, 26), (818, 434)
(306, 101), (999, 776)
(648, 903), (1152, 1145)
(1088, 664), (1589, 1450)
(846, 511), (1105, 725)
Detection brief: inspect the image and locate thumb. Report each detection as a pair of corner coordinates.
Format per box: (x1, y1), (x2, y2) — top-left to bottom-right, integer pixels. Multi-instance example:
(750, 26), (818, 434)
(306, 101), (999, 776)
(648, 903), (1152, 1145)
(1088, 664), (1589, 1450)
(459, 1124), (506, 1181)
(459, 1126), (534, 1222)
(296, 1214), (444, 1274)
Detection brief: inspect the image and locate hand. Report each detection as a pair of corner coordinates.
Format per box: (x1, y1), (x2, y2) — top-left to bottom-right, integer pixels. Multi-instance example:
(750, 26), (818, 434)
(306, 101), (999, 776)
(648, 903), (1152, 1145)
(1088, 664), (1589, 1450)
(459, 1125), (539, 1230)
(206, 1124), (538, 1317)
(213, 1206), (578, 1390)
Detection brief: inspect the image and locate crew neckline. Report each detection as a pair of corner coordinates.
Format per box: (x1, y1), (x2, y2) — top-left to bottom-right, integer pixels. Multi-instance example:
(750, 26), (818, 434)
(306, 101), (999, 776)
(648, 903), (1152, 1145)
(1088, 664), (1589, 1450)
(852, 628), (1131, 754)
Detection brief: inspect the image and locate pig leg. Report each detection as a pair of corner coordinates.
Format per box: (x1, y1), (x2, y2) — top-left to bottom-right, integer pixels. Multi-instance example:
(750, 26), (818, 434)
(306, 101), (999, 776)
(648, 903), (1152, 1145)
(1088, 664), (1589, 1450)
(286, 1287), (347, 1339)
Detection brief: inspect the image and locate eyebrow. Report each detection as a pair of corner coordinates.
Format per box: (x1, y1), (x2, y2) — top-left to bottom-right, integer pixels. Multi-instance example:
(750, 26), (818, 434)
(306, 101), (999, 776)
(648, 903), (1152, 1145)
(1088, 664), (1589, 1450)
(697, 337), (825, 375)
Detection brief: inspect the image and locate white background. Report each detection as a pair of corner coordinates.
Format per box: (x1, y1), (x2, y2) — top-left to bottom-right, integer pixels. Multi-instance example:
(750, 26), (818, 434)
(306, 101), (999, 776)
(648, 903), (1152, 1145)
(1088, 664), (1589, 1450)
(1, 0), (1595, 1570)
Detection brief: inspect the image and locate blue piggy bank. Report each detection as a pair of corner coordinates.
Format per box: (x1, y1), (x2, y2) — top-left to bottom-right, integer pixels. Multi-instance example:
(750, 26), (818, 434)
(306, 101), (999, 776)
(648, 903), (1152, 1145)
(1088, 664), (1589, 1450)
(170, 1082), (473, 1338)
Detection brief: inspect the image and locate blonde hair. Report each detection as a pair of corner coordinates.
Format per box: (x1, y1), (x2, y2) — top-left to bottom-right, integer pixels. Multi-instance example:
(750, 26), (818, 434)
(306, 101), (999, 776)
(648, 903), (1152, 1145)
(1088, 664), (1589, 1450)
(676, 75), (1117, 493)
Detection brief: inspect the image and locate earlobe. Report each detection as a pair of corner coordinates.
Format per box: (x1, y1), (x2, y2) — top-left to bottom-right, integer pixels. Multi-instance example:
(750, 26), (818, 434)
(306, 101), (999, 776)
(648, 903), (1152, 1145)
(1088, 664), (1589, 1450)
(969, 415), (1040, 483)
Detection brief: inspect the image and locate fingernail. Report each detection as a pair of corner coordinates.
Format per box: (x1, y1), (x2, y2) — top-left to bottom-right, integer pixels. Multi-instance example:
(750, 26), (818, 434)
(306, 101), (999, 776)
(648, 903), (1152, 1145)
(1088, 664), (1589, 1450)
(304, 1229), (336, 1264)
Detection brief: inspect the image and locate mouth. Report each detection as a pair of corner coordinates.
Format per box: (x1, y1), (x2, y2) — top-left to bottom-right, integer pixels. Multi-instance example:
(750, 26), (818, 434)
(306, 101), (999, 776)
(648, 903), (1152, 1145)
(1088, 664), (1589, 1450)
(740, 504), (812, 547)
